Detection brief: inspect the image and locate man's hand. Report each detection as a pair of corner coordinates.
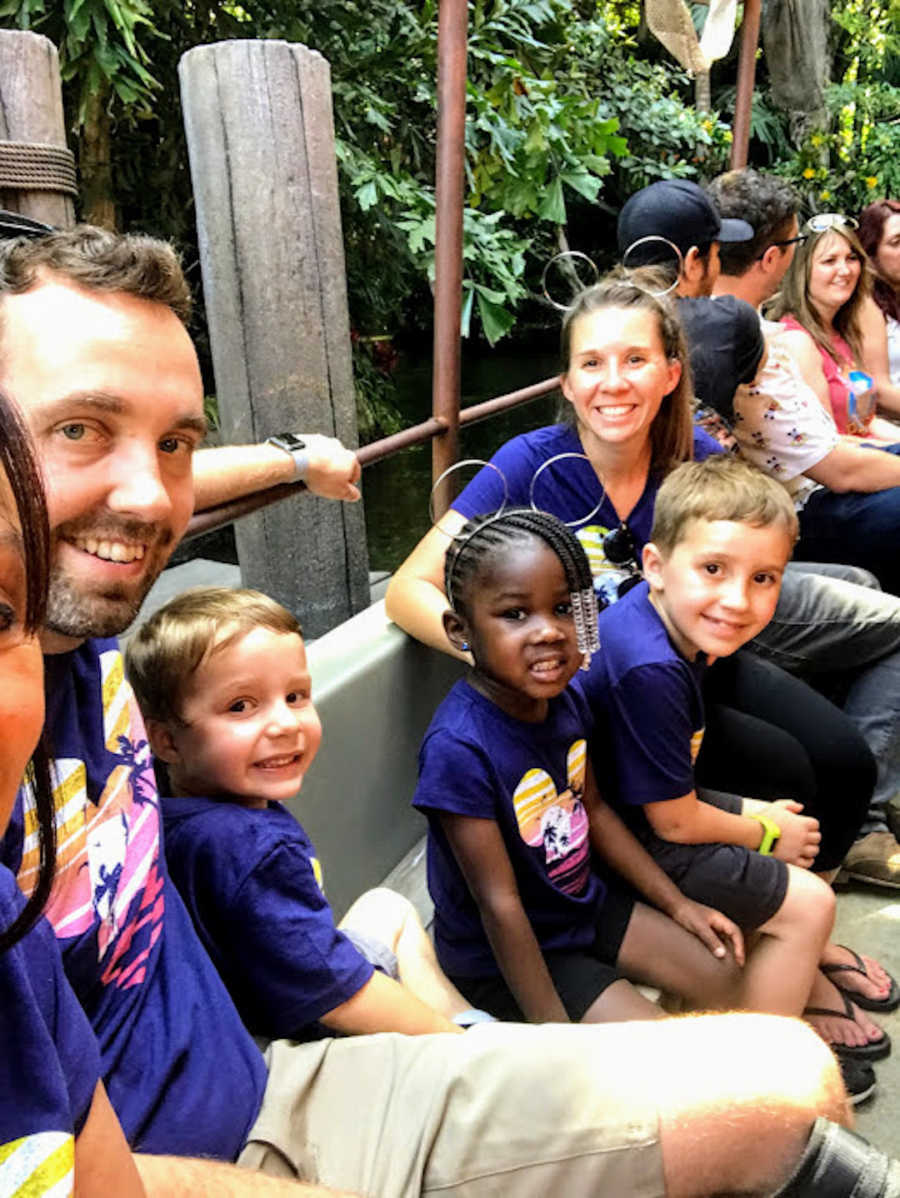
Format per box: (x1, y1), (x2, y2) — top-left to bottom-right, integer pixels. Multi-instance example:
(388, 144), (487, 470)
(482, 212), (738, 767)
(671, 898), (745, 965)
(769, 800), (821, 869)
(304, 435), (361, 501)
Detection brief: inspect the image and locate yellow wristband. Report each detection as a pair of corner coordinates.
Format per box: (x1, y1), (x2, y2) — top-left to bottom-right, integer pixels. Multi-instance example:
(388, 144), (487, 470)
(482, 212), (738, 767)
(749, 811), (781, 855)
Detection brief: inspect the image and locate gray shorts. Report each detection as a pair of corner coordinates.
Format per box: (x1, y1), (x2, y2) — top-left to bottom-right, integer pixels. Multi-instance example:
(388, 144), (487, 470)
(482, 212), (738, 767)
(238, 1024), (665, 1196)
(343, 927), (400, 979)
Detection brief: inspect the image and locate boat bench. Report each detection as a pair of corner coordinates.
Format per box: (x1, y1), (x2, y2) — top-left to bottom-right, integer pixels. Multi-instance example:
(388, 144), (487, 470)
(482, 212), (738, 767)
(293, 599), (464, 922)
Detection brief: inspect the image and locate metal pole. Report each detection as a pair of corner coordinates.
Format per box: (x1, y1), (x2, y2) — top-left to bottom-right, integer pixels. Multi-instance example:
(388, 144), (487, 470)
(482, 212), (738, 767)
(430, 0), (468, 518)
(730, 0), (761, 170)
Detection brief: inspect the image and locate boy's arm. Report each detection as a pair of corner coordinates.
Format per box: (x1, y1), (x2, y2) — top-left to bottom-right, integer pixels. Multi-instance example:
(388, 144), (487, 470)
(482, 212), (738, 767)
(318, 971), (463, 1036)
(648, 793), (820, 867)
(646, 790), (768, 849)
(439, 812), (570, 1022)
(583, 764), (743, 964)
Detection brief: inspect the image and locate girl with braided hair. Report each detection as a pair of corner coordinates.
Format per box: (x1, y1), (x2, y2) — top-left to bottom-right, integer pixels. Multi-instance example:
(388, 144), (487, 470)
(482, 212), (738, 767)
(413, 506), (765, 1025)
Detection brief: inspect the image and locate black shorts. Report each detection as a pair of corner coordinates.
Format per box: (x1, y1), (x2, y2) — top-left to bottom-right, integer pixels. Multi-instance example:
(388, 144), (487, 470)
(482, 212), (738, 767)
(646, 834), (788, 930)
(449, 885), (635, 1022)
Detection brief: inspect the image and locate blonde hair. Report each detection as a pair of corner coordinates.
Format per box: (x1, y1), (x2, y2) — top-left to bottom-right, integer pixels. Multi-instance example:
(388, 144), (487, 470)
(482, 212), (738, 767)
(560, 271), (695, 475)
(768, 225), (872, 362)
(650, 455), (798, 555)
(126, 587), (301, 727)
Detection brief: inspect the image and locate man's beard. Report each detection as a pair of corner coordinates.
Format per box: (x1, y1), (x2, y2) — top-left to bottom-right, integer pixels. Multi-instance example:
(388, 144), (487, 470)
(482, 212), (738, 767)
(46, 517), (176, 640)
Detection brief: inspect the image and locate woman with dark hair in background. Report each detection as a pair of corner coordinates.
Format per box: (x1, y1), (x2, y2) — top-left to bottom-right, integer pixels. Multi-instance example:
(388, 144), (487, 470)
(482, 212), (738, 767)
(859, 200), (900, 388)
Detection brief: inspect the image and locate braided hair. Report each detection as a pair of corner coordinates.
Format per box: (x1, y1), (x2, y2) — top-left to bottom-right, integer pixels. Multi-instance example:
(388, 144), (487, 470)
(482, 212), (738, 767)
(445, 508), (601, 666)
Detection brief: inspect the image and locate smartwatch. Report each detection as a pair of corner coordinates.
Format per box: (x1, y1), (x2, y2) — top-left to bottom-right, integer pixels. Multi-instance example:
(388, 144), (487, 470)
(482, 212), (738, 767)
(266, 433), (309, 481)
(749, 811), (781, 856)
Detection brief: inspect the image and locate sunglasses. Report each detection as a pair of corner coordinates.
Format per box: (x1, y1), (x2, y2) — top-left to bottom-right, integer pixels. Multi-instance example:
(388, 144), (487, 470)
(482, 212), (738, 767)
(599, 522), (644, 606)
(762, 233), (808, 256)
(0, 210), (55, 241)
(803, 213), (859, 234)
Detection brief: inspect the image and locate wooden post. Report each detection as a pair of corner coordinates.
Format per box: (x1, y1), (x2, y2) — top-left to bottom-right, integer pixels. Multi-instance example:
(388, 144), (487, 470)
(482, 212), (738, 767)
(0, 31), (75, 228)
(179, 40), (370, 638)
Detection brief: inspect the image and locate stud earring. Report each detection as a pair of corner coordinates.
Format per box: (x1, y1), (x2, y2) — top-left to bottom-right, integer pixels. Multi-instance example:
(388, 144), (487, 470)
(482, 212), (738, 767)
(461, 641), (470, 652)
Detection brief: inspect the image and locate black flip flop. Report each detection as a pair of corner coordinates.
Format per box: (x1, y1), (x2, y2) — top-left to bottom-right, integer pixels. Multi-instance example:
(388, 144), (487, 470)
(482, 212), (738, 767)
(805, 983), (892, 1062)
(820, 944), (900, 1013)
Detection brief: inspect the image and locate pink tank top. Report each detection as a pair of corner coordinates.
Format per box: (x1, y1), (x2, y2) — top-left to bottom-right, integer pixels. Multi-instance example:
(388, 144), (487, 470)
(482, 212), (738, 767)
(780, 315), (874, 437)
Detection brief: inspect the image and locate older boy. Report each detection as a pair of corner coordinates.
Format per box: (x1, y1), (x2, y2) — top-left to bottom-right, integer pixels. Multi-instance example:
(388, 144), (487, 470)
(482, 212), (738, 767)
(126, 586), (484, 1041)
(587, 456), (896, 1093)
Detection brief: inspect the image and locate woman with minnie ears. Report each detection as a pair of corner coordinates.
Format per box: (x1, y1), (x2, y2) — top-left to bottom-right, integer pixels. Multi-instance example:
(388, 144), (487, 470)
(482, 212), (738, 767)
(386, 273), (895, 1069)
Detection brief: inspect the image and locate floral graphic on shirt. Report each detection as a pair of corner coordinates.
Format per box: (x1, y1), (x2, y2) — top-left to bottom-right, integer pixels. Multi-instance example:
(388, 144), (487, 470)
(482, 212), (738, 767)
(16, 649), (164, 991)
(0, 1131), (73, 1196)
(513, 740), (590, 894)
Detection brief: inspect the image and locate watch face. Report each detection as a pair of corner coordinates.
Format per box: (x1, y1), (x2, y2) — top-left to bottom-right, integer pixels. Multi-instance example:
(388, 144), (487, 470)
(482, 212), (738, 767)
(272, 433), (306, 451)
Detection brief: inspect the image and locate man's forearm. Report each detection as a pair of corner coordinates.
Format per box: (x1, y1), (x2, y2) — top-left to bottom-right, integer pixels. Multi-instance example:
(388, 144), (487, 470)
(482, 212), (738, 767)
(191, 444), (299, 511)
(192, 437), (360, 511)
(134, 1153), (358, 1196)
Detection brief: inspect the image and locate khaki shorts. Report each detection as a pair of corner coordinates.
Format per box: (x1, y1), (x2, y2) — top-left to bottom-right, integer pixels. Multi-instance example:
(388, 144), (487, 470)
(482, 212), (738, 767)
(238, 1023), (665, 1196)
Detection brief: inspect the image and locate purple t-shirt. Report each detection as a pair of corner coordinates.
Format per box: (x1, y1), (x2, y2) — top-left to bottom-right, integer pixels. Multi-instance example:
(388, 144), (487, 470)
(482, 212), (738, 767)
(413, 678), (607, 977)
(0, 867), (100, 1191)
(452, 423), (722, 606)
(1, 639), (267, 1159)
(163, 797), (373, 1038)
(584, 583), (707, 831)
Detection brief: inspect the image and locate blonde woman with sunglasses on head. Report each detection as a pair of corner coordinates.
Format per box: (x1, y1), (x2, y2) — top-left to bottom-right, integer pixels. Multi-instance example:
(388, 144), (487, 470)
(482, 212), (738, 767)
(769, 213), (900, 441)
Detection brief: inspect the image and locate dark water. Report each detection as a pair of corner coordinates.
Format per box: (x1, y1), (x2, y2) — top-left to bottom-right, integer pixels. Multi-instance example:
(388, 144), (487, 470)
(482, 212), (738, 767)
(362, 345), (562, 572)
(175, 344), (563, 574)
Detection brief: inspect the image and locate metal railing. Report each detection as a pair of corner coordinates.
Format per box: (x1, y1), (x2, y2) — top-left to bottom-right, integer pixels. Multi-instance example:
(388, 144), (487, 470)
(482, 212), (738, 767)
(185, 373), (560, 541)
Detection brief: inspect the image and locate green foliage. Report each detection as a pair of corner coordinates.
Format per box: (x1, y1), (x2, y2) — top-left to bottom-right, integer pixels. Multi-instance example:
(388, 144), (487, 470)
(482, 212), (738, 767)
(775, 0), (900, 213)
(0, 0), (162, 120)
(0, 0), (731, 351)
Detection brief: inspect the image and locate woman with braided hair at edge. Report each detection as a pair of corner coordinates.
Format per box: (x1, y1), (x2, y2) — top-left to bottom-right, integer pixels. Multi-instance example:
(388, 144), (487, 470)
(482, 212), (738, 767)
(386, 273), (895, 1088)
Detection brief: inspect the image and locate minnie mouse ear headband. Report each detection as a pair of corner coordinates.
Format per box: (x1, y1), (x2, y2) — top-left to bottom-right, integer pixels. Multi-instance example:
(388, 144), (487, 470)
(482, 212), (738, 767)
(543, 246), (683, 310)
(617, 180), (753, 264)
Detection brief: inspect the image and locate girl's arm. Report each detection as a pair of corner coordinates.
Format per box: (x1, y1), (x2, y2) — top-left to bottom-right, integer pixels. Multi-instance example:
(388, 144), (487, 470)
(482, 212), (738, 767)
(75, 1082), (146, 1197)
(318, 971), (463, 1037)
(583, 765), (744, 964)
(439, 812), (570, 1022)
(385, 513), (470, 657)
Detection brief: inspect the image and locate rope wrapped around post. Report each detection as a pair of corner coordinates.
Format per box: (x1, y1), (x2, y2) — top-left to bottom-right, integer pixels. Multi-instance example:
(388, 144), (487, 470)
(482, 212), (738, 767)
(0, 141), (77, 195)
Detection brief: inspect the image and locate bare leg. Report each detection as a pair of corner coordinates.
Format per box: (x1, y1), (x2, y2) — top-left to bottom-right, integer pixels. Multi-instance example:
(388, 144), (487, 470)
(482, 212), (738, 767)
(653, 1014), (850, 1197)
(741, 867), (835, 1016)
(338, 887), (471, 1018)
(581, 977), (665, 1022)
(615, 902), (744, 1011)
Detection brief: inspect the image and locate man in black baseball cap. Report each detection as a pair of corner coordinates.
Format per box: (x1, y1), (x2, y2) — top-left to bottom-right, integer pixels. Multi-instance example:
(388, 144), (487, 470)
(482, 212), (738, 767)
(617, 178), (753, 294)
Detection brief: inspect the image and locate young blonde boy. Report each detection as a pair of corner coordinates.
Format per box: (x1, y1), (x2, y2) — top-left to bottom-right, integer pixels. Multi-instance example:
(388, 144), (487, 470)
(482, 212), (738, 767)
(586, 455), (892, 1093)
(126, 587), (489, 1042)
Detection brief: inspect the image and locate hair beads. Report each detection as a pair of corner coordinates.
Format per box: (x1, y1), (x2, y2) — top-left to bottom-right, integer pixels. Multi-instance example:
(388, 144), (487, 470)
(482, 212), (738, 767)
(445, 508), (601, 669)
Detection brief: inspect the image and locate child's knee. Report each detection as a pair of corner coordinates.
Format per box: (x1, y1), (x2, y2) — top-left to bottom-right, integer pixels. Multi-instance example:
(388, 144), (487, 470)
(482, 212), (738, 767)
(774, 867), (835, 939)
(342, 887), (418, 939)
